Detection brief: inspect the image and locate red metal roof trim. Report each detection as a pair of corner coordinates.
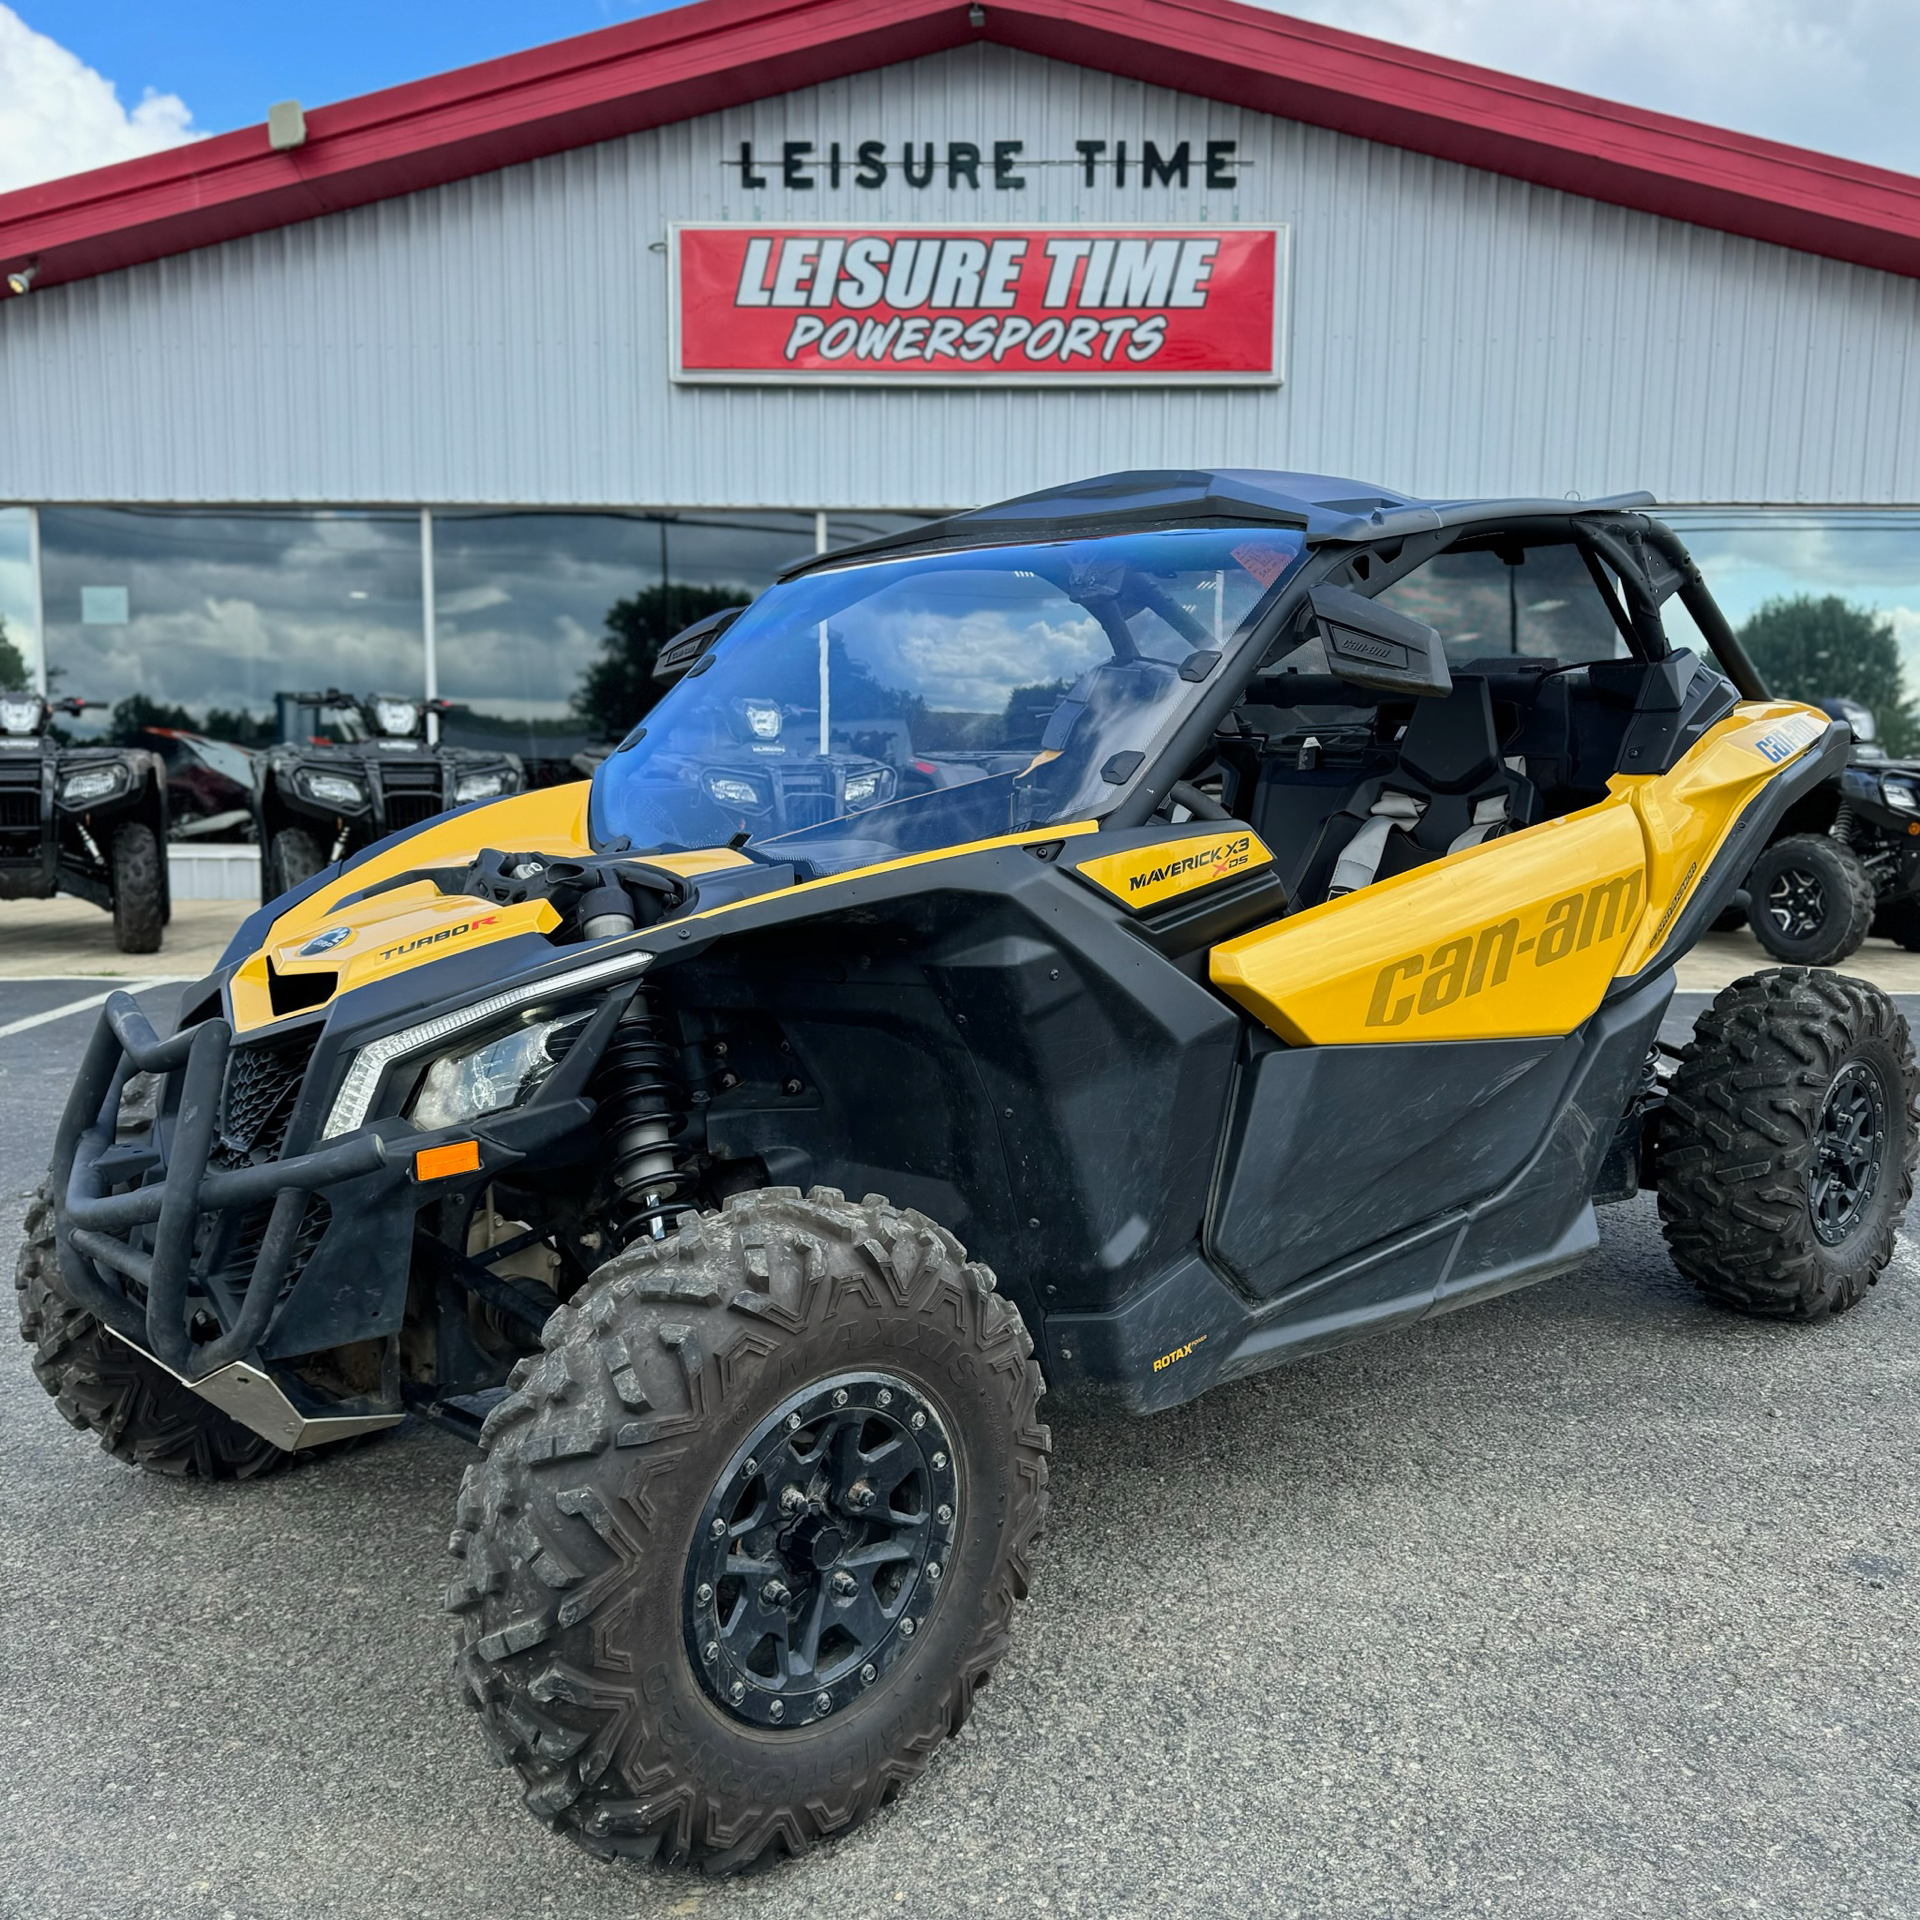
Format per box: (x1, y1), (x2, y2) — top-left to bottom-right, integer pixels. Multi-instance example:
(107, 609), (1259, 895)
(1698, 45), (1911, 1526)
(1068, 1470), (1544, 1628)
(5, 0), (1920, 293)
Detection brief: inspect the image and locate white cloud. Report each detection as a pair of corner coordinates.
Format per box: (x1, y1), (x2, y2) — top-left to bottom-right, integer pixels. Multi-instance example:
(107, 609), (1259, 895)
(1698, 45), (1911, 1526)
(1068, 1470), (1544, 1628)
(0, 5), (198, 194)
(1262, 1), (1920, 176)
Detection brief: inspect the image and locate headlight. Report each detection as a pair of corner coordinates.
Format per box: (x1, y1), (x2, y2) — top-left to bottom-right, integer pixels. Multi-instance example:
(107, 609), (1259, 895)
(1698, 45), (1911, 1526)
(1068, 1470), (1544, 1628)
(297, 768), (368, 809)
(323, 948), (652, 1138)
(743, 701), (782, 741)
(0, 695), (40, 736)
(455, 770), (508, 804)
(703, 771), (769, 811)
(60, 765), (127, 805)
(843, 769), (894, 807)
(373, 698), (418, 737)
(1883, 776), (1920, 813)
(408, 1012), (591, 1132)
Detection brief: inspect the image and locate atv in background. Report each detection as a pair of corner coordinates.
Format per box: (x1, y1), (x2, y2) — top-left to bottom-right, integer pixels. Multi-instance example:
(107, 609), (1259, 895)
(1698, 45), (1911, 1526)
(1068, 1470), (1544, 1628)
(1742, 697), (1920, 965)
(0, 692), (170, 952)
(254, 690), (524, 901)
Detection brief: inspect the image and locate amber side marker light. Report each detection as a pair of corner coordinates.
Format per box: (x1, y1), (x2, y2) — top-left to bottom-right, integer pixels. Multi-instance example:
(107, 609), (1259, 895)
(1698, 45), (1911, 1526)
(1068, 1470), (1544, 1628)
(415, 1140), (481, 1181)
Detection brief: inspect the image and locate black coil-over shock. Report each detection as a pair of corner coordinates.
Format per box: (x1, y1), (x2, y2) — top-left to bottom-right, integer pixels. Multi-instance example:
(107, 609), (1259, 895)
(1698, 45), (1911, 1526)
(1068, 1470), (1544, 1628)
(594, 990), (699, 1248)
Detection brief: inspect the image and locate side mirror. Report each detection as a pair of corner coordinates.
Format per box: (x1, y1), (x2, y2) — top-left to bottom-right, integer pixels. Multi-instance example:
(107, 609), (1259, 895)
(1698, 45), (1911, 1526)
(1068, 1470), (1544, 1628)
(653, 606), (747, 685)
(1308, 585), (1452, 699)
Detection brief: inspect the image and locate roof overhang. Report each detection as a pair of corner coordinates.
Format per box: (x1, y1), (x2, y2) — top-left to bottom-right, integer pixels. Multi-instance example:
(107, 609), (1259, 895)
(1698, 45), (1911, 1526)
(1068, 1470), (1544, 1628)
(6, 0), (1920, 296)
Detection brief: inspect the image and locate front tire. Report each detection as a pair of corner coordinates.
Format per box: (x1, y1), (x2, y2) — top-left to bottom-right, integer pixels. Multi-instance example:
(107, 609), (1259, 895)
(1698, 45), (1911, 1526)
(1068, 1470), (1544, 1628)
(1745, 834), (1875, 965)
(446, 1187), (1050, 1872)
(265, 825), (326, 902)
(109, 821), (164, 954)
(1657, 970), (1920, 1320)
(14, 1186), (293, 1478)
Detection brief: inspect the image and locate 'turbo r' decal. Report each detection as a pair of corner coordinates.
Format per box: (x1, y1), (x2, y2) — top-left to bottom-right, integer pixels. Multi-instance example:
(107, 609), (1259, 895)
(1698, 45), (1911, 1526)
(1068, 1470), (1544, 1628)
(1364, 872), (1643, 1027)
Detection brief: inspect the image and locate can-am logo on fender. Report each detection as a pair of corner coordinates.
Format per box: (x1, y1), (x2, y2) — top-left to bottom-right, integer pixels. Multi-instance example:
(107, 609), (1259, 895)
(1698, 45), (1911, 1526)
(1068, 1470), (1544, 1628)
(1363, 871), (1644, 1027)
(1752, 712), (1827, 764)
(379, 914), (500, 963)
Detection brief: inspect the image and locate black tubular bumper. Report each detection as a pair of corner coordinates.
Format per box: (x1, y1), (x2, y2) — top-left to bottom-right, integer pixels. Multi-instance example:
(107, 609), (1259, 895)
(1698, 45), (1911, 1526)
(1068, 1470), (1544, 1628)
(51, 991), (390, 1382)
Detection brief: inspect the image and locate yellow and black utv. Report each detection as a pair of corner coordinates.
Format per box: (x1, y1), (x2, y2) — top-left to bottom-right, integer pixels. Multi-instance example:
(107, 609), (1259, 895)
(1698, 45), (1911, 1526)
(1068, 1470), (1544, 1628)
(18, 470), (1917, 1872)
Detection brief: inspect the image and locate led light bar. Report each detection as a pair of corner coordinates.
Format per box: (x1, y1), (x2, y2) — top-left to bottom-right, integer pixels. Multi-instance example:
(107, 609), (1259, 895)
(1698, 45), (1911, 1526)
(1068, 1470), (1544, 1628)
(322, 949), (652, 1140)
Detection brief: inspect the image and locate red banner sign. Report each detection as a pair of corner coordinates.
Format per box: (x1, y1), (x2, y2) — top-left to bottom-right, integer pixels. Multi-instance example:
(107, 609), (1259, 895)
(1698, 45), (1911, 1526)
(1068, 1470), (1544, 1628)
(669, 224), (1286, 385)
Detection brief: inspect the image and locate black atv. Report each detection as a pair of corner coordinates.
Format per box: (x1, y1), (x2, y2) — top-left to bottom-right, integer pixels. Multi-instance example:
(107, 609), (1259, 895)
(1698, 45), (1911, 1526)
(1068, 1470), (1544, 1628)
(1741, 696), (1920, 965)
(254, 690), (524, 901)
(0, 692), (170, 952)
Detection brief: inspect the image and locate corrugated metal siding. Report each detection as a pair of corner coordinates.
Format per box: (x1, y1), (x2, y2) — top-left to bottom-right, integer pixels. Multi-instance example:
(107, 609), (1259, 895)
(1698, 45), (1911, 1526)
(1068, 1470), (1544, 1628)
(4, 43), (1919, 508)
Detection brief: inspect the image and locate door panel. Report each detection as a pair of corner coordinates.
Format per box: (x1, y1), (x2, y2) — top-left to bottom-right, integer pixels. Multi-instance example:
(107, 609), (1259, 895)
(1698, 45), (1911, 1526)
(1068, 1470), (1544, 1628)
(1210, 800), (1649, 1045)
(1208, 1034), (1579, 1301)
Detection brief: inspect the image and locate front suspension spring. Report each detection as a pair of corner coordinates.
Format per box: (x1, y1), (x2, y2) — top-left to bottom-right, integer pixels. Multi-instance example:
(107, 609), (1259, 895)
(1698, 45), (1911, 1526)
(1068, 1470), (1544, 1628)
(1831, 802), (1857, 845)
(594, 991), (698, 1248)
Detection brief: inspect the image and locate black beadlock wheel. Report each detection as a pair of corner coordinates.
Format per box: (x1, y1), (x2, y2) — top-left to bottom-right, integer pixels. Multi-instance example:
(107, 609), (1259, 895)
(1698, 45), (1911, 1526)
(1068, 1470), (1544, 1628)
(13, 1185), (293, 1479)
(109, 820), (164, 954)
(445, 1186), (1049, 1874)
(1657, 969), (1920, 1320)
(1744, 834), (1875, 966)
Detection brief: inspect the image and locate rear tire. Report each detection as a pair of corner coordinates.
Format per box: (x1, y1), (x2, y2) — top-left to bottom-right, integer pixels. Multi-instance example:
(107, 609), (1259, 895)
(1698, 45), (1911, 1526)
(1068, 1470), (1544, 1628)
(1656, 969), (1919, 1320)
(446, 1186), (1049, 1873)
(1744, 834), (1875, 966)
(13, 1186), (293, 1478)
(1876, 897), (1920, 952)
(109, 821), (164, 954)
(266, 825), (326, 902)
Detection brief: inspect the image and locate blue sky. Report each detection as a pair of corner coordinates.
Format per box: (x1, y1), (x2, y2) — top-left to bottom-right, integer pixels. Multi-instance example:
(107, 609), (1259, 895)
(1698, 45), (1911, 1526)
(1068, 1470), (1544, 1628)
(19, 0), (680, 131)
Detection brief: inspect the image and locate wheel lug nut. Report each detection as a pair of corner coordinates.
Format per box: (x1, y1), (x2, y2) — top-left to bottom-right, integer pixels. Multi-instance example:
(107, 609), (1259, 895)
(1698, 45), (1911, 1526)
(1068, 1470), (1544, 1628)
(845, 1479), (875, 1512)
(709, 1517), (726, 1538)
(901, 1617), (916, 1637)
(936, 1504), (952, 1525)
(743, 1456), (757, 1476)
(703, 1640), (718, 1662)
(814, 1691), (833, 1715)
(926, 1562), (941, 1583)
(876, 1389), (892, 1407)
(931, 1451), (947, 1469)
(769, 1699), (785, 1723)
(786, 1413), (801, 1431)
(860, 1662), (876, 1683)
(695, 1582), (713, 1604)
(831, 1570), (857, 1598)
(729, 1679), (745, 1702)
(778, 1484), (807, 1516)
(761, 1578), (791, 1607)
(832, 1388), (849, 1408)
(910, 1411), (926, 1430)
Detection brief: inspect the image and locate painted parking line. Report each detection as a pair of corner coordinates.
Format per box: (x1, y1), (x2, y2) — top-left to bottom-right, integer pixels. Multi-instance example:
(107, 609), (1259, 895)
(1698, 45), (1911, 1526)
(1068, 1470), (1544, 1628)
(0, 979), (191, 1041)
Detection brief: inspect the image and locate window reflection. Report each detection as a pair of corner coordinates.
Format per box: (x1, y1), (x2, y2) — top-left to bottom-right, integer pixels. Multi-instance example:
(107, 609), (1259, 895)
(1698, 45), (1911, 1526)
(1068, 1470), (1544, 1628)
(430, 510), (820, 779)
(0, 509), (32, 691)
(38, 508), (423, 745)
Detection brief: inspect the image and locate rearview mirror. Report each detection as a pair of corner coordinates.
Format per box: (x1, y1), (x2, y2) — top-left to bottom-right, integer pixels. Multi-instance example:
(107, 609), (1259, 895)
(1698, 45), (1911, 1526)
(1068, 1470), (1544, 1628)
(1308, 585), (1452, 699)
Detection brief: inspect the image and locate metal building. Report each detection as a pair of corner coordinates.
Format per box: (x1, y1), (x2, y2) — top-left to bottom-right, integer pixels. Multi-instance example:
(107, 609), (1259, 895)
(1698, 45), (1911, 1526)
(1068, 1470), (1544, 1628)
(3, 0), (1920, 801)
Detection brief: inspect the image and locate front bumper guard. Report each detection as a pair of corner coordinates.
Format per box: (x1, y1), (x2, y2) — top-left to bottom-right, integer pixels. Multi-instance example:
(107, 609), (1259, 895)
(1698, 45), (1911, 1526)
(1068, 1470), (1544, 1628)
(52, 990), (404, 1447)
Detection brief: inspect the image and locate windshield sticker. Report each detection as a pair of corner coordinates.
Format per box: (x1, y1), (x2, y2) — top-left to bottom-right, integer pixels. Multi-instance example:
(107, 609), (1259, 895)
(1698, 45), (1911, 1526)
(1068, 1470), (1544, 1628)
(1231, 543), (1295, 588)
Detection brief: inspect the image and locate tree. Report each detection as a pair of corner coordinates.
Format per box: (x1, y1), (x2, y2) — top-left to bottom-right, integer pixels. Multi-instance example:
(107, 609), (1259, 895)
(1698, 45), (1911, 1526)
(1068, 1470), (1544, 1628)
(0, 614), (27, 693)
(572, 582), (749, 741)
(1738, 594), (1918, 754)
(109, 692), (197, 744)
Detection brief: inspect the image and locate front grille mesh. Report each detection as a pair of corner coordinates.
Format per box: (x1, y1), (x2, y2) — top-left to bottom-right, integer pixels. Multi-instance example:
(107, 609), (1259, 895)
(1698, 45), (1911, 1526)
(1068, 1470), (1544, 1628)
(215, 1030), (319, 1169)
(0, 790), (40, 829)
(385, 792), (447, 829)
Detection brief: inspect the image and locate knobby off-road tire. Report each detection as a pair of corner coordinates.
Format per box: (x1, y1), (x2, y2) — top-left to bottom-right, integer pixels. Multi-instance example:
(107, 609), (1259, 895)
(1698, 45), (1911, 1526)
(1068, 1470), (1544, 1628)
(267, 826), (326, 902)
(446, 1186), (1050, 1873)
(1657, 970), (1920, 1320)
(109, 821), (164, 954)
(1745, 834), (1875, 967)
(13, 1186), (292, 1478)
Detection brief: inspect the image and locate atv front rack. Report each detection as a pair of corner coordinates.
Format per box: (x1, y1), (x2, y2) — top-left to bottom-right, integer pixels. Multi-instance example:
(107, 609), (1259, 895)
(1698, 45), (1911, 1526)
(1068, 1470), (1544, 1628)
(51, 991), (391, 1382)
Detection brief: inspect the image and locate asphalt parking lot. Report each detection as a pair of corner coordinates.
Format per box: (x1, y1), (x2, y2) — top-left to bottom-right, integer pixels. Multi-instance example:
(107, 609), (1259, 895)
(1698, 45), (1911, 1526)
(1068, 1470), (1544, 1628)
(2, 977), (1918, 1919)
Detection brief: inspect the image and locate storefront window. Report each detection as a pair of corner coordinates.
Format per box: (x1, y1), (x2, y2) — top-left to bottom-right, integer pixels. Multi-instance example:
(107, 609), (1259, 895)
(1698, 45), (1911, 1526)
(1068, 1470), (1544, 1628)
(0, 508), (35, 691)
(429, 510), (821, 778)
(38, 507), (424, 746)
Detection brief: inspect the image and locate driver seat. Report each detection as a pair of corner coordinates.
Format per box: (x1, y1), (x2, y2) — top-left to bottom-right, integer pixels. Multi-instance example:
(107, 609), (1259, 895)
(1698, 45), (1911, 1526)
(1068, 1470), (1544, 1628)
(1302, 677), (1536, 902)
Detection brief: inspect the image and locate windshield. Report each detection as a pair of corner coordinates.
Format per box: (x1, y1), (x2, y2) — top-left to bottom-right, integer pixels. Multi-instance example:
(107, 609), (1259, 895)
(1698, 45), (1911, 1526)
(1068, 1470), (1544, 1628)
(589, 526), (1304, 873)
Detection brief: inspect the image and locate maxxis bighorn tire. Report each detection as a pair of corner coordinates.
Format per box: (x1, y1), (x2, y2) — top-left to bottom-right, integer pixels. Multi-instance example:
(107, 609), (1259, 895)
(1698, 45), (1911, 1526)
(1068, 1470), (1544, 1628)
(267, 826), (326, 901)
(1745, 833), (1875, 966)
(13, 1186), (293, 1478)
(109, 820), (164, 954)
(1657, 969), (1919, 1320)
(446, 1186), (1050, 1873)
